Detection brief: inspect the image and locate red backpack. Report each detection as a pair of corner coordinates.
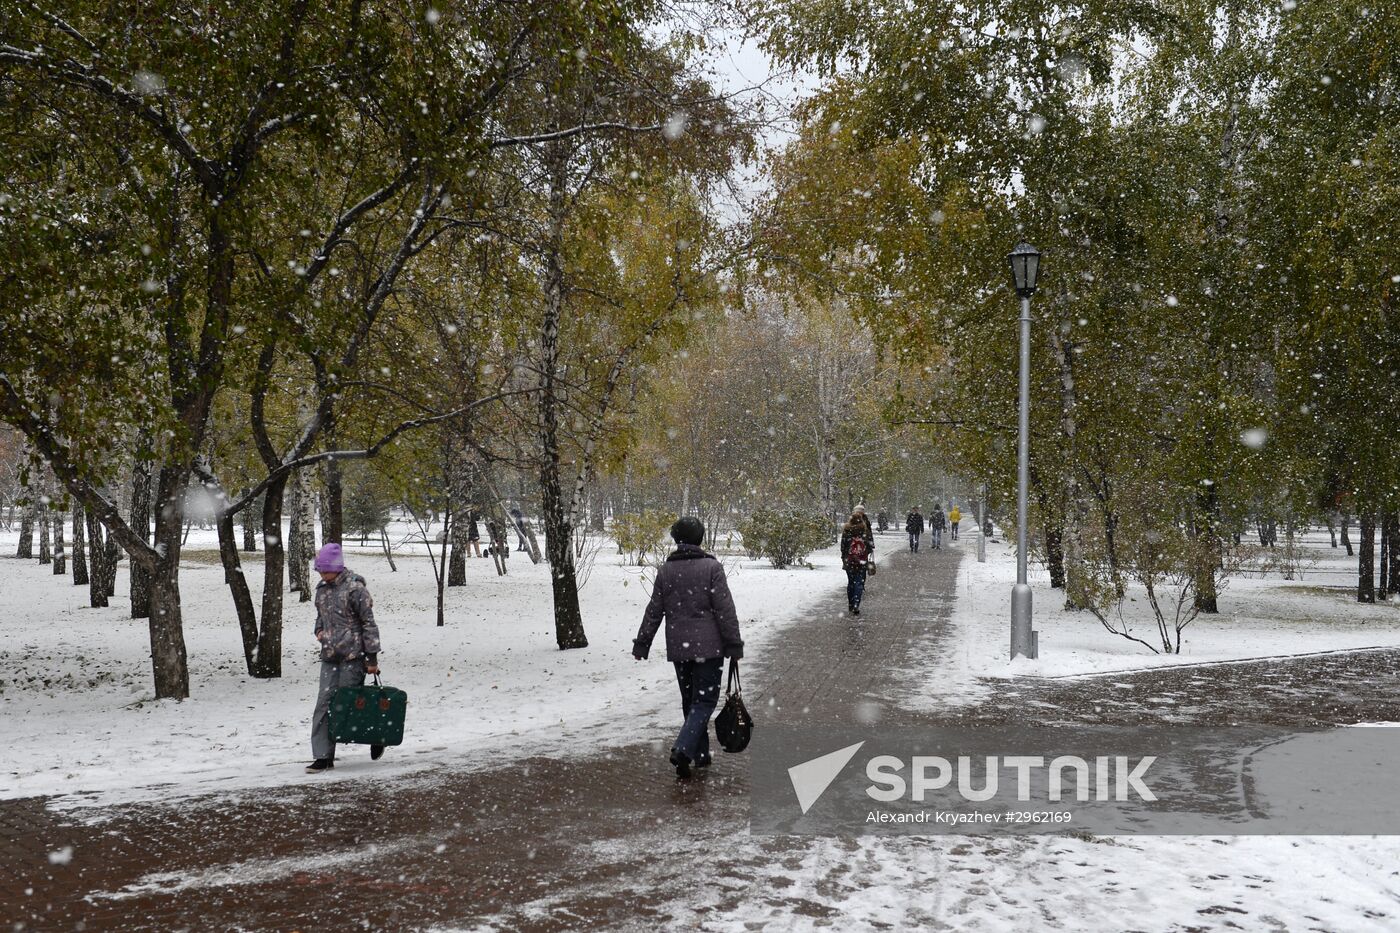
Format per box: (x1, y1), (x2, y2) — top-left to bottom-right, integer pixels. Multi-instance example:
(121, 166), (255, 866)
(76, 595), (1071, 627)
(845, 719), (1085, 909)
(848, 536), (869, 563)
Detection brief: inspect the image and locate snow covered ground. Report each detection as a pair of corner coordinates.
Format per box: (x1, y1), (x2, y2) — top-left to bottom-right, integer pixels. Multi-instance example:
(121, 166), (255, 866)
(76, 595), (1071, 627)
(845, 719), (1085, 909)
(1, 521), (843, 806)
(914, 526), (1400, 709)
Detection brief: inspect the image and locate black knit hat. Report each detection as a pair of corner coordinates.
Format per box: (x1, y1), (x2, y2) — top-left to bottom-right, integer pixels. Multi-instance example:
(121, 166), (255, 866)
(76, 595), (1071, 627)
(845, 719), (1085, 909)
(671, 516), (705, 546)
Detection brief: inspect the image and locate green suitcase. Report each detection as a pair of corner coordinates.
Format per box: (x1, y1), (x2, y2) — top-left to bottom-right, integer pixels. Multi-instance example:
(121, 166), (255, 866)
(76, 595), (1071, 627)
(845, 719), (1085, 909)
(329, 674), (408, 747)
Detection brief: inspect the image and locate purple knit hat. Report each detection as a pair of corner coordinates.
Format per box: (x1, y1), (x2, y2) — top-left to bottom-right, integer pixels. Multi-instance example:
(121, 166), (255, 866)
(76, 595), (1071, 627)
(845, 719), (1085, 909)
(313, 542), (345, 573)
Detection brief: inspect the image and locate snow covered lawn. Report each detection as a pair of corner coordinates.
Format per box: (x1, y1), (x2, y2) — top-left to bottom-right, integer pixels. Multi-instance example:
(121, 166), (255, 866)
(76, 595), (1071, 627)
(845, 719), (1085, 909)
(1, 525), (843, 806)
(918, 528), (1400, 708)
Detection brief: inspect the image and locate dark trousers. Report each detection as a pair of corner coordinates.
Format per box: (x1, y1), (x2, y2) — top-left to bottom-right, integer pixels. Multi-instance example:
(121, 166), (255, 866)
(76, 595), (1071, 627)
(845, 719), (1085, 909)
(908, 531), (921, 552)
(846, 567), (867, 610)
(950, 521), (960, 540)
(672, 658), (723, 765)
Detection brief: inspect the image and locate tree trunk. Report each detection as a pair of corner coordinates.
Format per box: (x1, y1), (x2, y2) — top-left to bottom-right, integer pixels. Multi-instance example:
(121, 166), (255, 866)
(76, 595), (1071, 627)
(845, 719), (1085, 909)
(296, 466), (316, 602)
(16, 498), (33, 559)
(1044, 521), (1065, 589)
(216, 507), (261, 674)
(52, 511), (66, 575)
(102, 528), (119, 599)
(129, 456), (154, 619)
(71, 503), (88, 585)
(1358, 512), (1376, 603)
(242, 496), (259, 552)
(535, 147), (587, 648)
(447, 444), (470, 587)
(1341, 514), (1353, 556)
(252, 474), (291, 678)
(1381, 517), (1391, 600)
(1387, 513), (1400, 597)
(38, 497), (50, 563)
(322, 455), (343, 545)
(436, 501), (450, 627)
(147, 466), (192, 699)
(1193, 481), (1221, 614)
(380, 527), (398, 572)
(287, 475), (304, 593)
(85, 508), (109, 608)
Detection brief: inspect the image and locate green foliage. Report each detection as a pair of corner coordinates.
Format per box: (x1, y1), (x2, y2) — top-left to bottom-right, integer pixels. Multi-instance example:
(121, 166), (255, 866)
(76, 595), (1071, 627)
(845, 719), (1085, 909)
(342, 463), (395, 544)
(611, 510), (676, 566)
(737, 507), (835, 570)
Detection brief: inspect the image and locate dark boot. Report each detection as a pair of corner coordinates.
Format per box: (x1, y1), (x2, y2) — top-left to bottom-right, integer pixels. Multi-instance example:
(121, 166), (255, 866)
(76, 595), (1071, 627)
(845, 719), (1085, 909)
(669, 749), (692, 778)
(305, 758), (334, 773)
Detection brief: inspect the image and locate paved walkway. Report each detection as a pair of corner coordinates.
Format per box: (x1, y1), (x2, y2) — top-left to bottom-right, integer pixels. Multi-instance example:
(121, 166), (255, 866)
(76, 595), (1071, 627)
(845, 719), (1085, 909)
(6, 542), (1400, 930)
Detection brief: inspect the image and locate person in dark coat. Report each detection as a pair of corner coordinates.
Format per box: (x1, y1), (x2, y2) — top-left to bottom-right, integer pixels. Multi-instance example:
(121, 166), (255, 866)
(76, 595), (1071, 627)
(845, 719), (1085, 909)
(467, 510), (482, 558)
(633, 516), (744, 778)
(930, 503), (947, 550)
(509, 506), (529, 552)
(840, 511), (875, 616)
(905, 506), (925, 553)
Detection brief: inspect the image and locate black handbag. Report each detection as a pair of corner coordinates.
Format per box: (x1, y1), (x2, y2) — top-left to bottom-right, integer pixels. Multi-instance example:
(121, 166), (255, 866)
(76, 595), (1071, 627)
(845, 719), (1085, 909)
(714, 660), (753, 753)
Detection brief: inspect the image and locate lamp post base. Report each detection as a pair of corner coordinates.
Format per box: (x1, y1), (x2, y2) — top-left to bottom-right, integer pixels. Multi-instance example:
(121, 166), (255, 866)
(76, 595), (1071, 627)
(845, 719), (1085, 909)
(1011, 583), (1037, 659)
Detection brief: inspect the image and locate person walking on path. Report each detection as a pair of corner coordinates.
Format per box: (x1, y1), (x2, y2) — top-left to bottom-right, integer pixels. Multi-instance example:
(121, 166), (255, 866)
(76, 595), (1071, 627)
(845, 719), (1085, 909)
(632, 516), (744, 778)
(509, 506), (530, 552)
(949, 504), (962, 541)
(308, 543), (383, 773)
(840, 510), (875, 616)
(905, 506), (925, 553)
(930, 503), (946, 550)
(466, 510), (482, 558)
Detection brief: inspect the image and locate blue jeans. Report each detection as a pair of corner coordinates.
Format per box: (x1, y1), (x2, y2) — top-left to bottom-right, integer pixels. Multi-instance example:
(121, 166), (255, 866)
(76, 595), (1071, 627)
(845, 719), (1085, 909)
(931, 527), (943, 548)
(908, 532), (920, 552)
(846, 567), (867, 610)
(673, 658), (723, 764)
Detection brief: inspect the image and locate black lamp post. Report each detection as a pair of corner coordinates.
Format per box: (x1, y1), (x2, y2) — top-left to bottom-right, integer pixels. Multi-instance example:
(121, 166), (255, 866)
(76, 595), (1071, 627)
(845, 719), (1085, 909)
(1006, 241), (1041, 660)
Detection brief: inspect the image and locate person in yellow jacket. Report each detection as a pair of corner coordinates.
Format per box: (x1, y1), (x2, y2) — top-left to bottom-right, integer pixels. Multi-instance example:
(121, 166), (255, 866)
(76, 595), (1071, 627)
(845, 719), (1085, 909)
(949, 504), (962, 541)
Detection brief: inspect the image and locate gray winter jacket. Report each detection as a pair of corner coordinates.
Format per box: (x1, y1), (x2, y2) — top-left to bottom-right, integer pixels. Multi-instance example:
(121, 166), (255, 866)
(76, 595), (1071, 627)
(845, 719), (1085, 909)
(633, 544), (744, 661)
(314, 570), (381, 665)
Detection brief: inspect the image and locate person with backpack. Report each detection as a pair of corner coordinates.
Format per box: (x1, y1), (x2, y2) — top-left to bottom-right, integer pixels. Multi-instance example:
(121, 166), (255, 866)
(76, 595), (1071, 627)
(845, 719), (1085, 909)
(840, 510), (875, 616)
(307, 543), (383, 773)
(949, 504), (962, 541)
(930, 503), (947, 550)
(633, 517), (744, 778)
(905, 506), (925, 553)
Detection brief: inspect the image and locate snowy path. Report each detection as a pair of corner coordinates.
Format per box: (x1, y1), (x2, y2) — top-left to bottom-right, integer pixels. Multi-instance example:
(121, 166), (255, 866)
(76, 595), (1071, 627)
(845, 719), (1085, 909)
(7, 544), (1400, 930)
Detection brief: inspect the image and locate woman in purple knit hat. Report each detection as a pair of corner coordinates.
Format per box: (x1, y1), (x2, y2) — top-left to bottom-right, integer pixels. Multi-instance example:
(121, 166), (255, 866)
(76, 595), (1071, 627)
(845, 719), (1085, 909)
(306, 542), (383, 773)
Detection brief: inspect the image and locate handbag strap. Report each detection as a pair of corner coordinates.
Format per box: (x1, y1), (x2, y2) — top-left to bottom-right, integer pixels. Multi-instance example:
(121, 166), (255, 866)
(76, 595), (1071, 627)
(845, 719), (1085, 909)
(372, 672), (382, 687)
(727, 659), (741, 696)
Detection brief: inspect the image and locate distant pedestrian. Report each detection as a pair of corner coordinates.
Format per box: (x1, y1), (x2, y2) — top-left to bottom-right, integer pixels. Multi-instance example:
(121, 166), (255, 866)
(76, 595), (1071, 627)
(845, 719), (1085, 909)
(467, 510), (482, 558)
(905, 506), (925, 553)
(840, 510), (875, 616)
(308, 543), (383, 773)
(509, 506), (529, 552)
(949, 504), (962, 541)
(876, 510), (889, 533)
(930, 504), (946, 550)
(633, 517), (744, 779)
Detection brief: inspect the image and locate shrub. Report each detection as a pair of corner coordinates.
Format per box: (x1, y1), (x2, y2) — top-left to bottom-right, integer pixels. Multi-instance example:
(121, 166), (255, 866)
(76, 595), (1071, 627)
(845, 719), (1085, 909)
(612, 510), (676, 566)
(737, 507), (835, 569)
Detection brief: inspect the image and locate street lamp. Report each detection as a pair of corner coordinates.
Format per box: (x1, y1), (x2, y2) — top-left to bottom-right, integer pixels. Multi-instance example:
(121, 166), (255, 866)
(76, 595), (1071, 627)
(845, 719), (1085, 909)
(1007, 241), (1040, 660)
